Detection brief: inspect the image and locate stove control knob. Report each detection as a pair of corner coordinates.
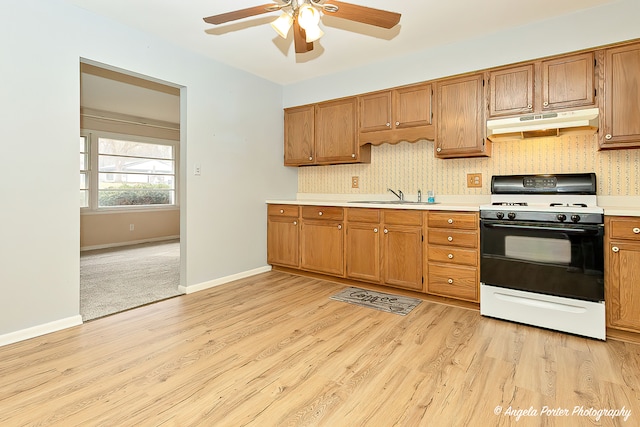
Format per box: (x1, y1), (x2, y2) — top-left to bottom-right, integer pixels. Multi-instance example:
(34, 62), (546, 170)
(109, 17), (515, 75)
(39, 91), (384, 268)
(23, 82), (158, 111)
(571, 214), (581, 223)
(507, 212), (516, 220)
(496, 212), (505, 220)
(557, 214), (567, 222)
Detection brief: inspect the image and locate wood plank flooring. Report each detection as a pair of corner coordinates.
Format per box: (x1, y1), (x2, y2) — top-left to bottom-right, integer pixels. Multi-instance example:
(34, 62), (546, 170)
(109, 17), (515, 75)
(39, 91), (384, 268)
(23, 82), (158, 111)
(1, 271), (639, 426)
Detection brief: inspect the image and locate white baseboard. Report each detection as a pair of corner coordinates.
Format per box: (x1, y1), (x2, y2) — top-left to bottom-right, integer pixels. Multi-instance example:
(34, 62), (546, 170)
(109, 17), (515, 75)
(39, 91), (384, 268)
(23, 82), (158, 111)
(179, 265), (272, 294)
(0, 315), (83, 348)
(81, 235), (180, 252)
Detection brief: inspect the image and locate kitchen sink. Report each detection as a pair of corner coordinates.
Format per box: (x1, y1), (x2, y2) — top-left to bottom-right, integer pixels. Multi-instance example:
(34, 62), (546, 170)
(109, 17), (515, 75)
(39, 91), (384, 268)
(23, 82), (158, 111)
(348, 200), (439, 205)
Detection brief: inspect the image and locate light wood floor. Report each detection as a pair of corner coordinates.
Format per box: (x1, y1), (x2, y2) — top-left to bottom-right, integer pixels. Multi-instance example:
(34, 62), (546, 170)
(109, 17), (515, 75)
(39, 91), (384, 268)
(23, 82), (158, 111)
(1, 271), (639, 426)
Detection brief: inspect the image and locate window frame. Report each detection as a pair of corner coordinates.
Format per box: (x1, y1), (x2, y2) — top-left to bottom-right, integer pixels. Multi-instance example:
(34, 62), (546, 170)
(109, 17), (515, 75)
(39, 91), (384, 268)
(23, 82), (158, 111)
(80, 130), (180, 213)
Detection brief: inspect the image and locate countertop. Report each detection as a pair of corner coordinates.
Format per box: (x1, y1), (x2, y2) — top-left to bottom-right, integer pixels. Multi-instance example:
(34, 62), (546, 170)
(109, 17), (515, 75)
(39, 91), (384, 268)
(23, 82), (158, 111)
(266, 195), (640, 217)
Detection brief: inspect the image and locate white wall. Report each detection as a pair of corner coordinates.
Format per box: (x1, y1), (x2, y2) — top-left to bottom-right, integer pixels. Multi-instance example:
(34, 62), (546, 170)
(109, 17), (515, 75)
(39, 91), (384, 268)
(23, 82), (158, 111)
(0, 0), (297, 339)
(283, 0), (640, 106)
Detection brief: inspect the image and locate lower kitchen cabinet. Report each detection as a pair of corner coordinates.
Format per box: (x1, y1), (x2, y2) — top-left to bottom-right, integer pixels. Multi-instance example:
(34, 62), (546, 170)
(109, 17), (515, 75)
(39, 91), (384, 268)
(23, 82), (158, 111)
(426, 211), (480, 302)
(300, 206), (344, 276)
(605, 216), (640, 333)
(267, 205), (299, 268)
(345, 208), (423, 291)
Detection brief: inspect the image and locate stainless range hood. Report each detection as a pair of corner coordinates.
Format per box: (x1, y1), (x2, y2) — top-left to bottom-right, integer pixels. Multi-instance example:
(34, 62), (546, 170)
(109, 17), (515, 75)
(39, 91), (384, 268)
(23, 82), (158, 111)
(486, 107), (599, 141)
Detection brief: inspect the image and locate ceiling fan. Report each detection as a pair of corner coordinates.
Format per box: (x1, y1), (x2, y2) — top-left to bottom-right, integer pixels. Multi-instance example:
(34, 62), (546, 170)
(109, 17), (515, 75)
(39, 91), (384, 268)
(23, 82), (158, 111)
(203, 0), (401, 54)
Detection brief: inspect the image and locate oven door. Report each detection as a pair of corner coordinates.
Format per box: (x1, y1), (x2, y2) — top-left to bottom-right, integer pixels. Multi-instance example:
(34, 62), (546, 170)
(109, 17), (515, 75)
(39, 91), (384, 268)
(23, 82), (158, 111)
(480, 219), (604, 302)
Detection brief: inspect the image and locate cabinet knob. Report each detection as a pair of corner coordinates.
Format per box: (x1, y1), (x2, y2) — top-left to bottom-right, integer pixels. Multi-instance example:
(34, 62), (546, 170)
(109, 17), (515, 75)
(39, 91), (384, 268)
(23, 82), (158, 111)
(384, 228), (388, 234)
(318, 211), (323, 216)
(395, 121), (400, 126)
(374, 228), (378, 233)
(280, 209), (284, 214)
(447, 218), (454, 224)
(612, 246), (620, 253)
(447, 236), (453, 242)
(337, 224), (342, 230)
(293, 221), (297, 225)
(309, 156), (313, 161)
(448, 254), (454, 259)
(351, 153), (356, 158)
(605, 134), (612, 140)
(527, 104), (532, 109)
(543, 101), (549, 107)
(448, 278), (454, 284)
(634, 227), (640, 234)
(386, 122), (391, 127)
(436, 147), (442, 153)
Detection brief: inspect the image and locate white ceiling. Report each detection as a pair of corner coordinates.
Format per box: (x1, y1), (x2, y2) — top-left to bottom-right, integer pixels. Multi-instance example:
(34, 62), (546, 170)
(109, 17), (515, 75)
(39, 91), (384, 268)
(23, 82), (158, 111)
(69, 0), (619, 86)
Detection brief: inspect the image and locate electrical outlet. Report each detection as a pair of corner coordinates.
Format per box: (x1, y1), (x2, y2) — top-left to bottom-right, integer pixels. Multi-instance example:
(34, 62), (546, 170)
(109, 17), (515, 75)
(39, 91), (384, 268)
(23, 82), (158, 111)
(467, 173), (482, 188)
(352, 176), (359, 188)
(129, 224), (135, 231)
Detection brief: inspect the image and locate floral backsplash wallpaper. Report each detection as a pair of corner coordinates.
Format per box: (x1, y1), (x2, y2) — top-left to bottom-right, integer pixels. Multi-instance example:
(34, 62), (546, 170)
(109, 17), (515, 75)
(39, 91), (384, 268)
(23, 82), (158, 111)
(298, 134), (640, 196)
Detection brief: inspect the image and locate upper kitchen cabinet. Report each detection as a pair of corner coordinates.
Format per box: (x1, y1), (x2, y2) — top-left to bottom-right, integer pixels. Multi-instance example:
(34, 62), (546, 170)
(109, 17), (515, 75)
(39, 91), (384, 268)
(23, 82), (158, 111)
(359, 83), (434, 145)
(284, 104), (315, 166)
(487, 52), (595, 119)
(488, 64), (534, 118)
(435, 73), (490, 158)
(284, 98), (371, 166)
(599, 42), (640, 149)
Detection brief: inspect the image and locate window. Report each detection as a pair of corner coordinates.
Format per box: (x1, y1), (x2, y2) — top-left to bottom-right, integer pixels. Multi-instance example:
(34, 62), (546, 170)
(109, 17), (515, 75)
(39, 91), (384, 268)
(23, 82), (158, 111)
(80, 136), (89, 208)
(97, 137), (176, 207)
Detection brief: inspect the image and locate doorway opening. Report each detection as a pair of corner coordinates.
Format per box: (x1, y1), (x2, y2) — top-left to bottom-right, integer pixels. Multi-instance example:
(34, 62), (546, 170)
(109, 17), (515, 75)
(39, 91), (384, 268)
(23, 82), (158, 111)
(79, 60), (183, 321)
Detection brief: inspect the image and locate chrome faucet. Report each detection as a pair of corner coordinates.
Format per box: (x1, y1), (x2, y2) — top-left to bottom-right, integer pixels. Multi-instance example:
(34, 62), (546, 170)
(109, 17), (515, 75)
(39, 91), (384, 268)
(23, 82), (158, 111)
(387, 188), (404, 201)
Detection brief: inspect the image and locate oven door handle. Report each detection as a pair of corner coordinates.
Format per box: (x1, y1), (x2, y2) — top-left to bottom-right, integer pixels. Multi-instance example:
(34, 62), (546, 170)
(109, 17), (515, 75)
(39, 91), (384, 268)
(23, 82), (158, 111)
(483, 222), (601, 234)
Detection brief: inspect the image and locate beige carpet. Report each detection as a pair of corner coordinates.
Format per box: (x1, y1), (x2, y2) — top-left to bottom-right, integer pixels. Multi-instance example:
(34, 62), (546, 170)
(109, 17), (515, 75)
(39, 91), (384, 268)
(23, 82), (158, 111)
(80, 240), (181, 321)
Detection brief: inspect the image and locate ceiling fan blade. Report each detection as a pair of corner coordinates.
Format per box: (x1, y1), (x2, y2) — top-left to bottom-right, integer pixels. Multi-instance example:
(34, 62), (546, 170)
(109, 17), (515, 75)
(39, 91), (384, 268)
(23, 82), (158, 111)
(323, 1), (401, 29)
(203, 4), (278, 25)
(293, 19), (314, 53)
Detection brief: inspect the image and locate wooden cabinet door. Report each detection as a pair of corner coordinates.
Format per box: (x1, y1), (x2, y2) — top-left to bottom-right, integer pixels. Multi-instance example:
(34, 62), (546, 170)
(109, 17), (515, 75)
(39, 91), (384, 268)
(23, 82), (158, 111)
(435, 73), (489, 158)
(601, 43), (640, 148)
(300, 220), (344, 276)
(346, 222), (381, 283)
(393, 83), (432, 129)
(315, 98), (358, 163)
(382, 225), (423, 291)
(542, 52), (595, 111)
(284, 105), (315, 166)
(359, 91), (392, 133)
(267, 216), (299, 268)
(607, 241), (640, 332)
(488, 64), (534, 117)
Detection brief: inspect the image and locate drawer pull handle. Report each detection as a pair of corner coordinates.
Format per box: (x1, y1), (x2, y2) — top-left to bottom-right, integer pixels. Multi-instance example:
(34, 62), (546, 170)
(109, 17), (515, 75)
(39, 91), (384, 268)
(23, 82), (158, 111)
(447, 219), (453, 224)
(337, 224), (342, 230)
(280, 209), (284, 214)
(373, 228), (378, 233)
(448, 278), (453, 284)
(318, 211), (323, 216)
(384, 229), (388, 234)
(633, 227), (640, 234)
(447, 236), (453, 242)
(612, 246), (620, 253)
(448, 254), (454, 259)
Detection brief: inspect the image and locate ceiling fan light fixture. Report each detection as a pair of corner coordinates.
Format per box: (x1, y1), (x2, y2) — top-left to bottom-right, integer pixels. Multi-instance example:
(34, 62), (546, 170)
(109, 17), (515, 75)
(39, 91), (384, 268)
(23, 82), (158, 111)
(304, 24), (324, 43)
(297, 4), (320, 30)
(271, 12), (293, 38)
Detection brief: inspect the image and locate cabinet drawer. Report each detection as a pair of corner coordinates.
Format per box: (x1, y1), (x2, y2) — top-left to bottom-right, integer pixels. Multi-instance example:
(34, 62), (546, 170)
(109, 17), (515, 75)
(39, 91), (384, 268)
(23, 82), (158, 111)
(302, 206), (344, 221)
(268, 204), (299, 217)
(609, 217), (640, 241)
(347, 208), (380, 223)
(383, 209), (422, 226)
(428, 246), (477, 266)
(428, 212), (478, 229)
(427, 263), (478, 302)
(428, 229), (477, 248)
